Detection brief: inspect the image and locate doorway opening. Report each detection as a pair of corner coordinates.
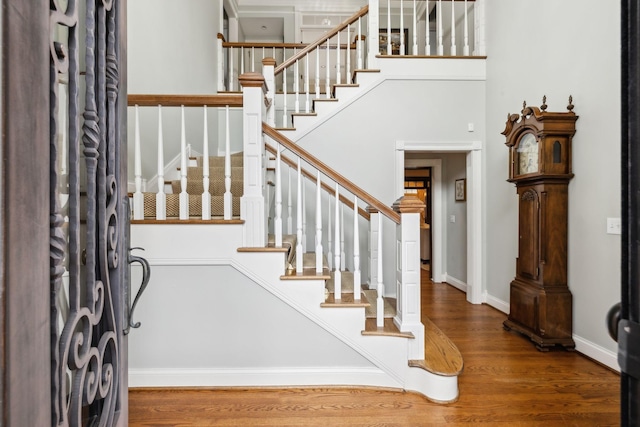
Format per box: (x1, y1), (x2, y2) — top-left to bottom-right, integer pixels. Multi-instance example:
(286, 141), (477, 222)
(404, 168), (432, 279)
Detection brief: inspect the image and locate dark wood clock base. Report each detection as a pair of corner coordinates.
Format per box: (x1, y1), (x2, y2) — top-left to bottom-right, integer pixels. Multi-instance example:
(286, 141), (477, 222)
(503, 319), (576, 352)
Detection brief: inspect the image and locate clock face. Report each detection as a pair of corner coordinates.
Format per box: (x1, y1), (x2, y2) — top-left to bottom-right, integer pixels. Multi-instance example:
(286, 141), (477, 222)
(517, 133), (539, 175)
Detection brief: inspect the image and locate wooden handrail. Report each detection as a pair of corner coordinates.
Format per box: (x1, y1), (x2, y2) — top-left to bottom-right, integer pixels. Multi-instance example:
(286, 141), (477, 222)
(265, 144), (370, 221)
(263, 122), (400, 224)
(274, 5), (369, 76)
(221, 40), (357, 51)
(128, 94), (243, 107)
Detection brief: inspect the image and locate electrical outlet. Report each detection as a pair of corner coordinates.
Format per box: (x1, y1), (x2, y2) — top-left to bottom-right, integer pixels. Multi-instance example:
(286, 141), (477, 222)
(450, 215), (456, 223)
(607, 217), (621, 235)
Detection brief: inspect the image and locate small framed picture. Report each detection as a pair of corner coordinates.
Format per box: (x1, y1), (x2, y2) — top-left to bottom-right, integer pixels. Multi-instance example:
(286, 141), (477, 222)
(455, 178), (466, 201)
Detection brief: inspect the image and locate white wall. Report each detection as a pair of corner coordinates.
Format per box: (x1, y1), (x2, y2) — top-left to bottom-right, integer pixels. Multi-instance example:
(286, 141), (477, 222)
(484, 0), (621, 360)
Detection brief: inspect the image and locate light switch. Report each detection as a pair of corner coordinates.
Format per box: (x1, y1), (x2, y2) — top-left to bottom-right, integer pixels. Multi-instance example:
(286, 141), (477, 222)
(450, 215), (456, 223)
(607, 217), (621, 235)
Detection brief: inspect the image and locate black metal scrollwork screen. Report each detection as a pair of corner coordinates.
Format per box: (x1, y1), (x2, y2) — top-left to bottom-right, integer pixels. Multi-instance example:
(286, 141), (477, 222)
(50, 0), (126, 425)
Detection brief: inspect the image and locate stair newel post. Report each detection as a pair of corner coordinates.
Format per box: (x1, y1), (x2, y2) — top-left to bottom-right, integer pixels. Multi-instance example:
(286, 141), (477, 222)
(133, 105), (144, 220)
(340, 203), (346, 270)
(353, 195), (361, 301)
(179, 105), (189, 220)
(327, 195), (333, 270)
(239, 73), (267, 247)
(287, 167), (293, 234)
(274, 143), (283, 247)
(156, 105), (166, 220)
(263, 57), (276, 127)
(400, 0), (405, 56)
(376, 212), (384, 328)
(425, 0), (431, 55)
(412, 0), (418, 55)
(450, 0), (457, 56)
(229, 47), (235, 91)
(325, 39), (331, 99)
(463, 0), (469, 56)
(367, 206), (379, 289)
(201, 106), (211, 220)
(334, 183), (342, 301)
(368, 0), (380, 68)
(217, 33), (225, 91)
(305, 52), (310, 113)
(336, 31), (342, 85)
(346, 24), (351, 83)
(437, 0), (444, 56)
(315, 171), (323, 273)
(282, 49), (288, 128)
(296, 157), (303, 273)
(224, 105), (232, 220)
(392, 195), (425, 360)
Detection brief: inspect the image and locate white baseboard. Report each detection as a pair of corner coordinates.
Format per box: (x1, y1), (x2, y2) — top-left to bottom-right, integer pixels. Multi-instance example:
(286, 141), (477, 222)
(129, 367), (399, 389)
(484, 293), (509, 314)
(444, 274), (467, 293)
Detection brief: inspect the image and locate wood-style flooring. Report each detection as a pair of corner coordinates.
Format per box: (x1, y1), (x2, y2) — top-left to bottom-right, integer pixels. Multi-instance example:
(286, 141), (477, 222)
(128, 270), (620, 426)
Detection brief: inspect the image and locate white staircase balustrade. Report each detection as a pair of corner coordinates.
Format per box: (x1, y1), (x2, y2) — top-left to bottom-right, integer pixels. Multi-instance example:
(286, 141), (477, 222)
(217, 34), (225, 91)
(400, 0), (405, 56)
(296, 157), (303, 273)
(263, 58), (276, 127)
(275, 143), (283, 247)
(229, 45), (235, 91)
(412, 0), (418, 55)
(376, 212), (384, 328)
(450, 0), (457, 56)
(463, 0), (470, 56)
(305, 52), (310, 113)
(282, 49), (288, 128)
(333, 183), (342, 301)
(386, 0), (391, 55)
(294, 54), (300, 114)
(336, 30), (342, 85)
(302, 175), (307, 252)
(368, 207), (380, 289)
(202, 106), (211, 220)
(340, 203), (346, 270)
(156, 105), (166, 220)
(346, 24), (351, 82)
(179, 105), (189, 220)
(325, 39), (331, 99)
(223, 105), (232, 220)
(356, 17), (364, 70)
(353, 195), (361, 301)
(315, 49), (320, 100)
(437, 0), (444, 56)
(327, 195), (333, 270)
(287, 167), (293, 234)
(133, 105), (144, 220)
(425, 0), (431, 55)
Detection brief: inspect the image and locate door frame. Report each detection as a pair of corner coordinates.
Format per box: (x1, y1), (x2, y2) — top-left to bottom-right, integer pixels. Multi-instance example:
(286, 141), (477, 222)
(1, 1), (51, 425)
(395, 140), (484, 304)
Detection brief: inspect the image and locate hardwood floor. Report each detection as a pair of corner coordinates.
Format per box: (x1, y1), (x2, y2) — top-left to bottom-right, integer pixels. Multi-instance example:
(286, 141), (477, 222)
(128, 271), (620, 426)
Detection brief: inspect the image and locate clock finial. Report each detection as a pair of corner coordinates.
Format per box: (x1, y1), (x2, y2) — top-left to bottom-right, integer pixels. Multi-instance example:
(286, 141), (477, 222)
(541, 95), (548, 111)
(567, 95), (574, 112)
(521, 100), (527, 115)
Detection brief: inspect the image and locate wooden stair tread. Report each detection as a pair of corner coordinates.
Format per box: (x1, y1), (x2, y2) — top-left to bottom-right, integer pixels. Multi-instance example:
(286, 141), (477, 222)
(408, 317), (464, 377)
(280, 267), (330, 280)
(274, 127), (296, 131)
(321, 292), (369, 307)
(131, 218), (244, 225)
(237, 246), (289, 253)
(291, 112), (317, 117)
(362, 318), (414, 339)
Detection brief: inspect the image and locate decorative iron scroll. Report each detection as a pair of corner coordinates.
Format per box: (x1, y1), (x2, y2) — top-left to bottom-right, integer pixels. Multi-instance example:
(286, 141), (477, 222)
(50, 0), (123, 425)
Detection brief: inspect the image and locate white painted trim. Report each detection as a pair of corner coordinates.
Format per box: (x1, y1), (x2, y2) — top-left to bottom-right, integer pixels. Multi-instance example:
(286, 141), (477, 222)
(129, 367), (397, 389)
(484, 293), (509, 314)
(573, 335), (619, 372)
(444, 274), (467, 293)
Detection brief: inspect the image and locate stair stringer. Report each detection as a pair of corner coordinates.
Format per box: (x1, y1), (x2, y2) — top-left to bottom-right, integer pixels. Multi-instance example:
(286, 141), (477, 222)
(232, 251), (459, 403)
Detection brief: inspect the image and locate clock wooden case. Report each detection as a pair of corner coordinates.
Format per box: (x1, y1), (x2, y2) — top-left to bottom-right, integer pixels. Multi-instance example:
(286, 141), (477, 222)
(502, 96), (578, 351)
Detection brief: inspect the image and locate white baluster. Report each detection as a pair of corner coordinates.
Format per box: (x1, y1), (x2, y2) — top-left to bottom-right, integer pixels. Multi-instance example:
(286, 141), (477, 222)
(315, 171), (323, 273)
(294, 55), (300, 113)
(282, 49), (288, 127)
(450, 0), (457, 56)
(133, 105), (144, 220)
(340, 203), (346, 270)
(315, 48), (320, 100)
(296, 158), (303, 273)
(325, 39), (331, 99)
(201, 106), (211, 220)
(333, 184), (342, 300)
(353, 196), (361, 301)
(287, 166), (293, 234)
(275, 144), (283, 247)
(179, 105), (189, 220)
(387, 0), (392, 55)
(217, 35), (224, 91)
(224, 105), (232, 220)
(376, 213), (384, 327)
(240, 46), (245, 75)
(251, 46), (255, 72)
(425, 0), (431, 55)
(302, 176), (307, 252)
(474, 0), (486, 56)
(155, 106), (166, 220)
(229, 47), (235, 91)
(357, 17), (363, 70)
(463, 0), (470, 56)
(305, 52), (310, 113)
(327, 195), (333, 270)
(346, 24), (351, 83)
(336, 31), (342, 85)
(437, 0), (444, 56)
(413, 0), (418, 55)
(400, 0), (405, 56)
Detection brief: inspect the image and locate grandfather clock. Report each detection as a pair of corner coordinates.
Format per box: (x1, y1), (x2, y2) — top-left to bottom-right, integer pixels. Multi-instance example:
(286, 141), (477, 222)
(502, 96), (578, 351)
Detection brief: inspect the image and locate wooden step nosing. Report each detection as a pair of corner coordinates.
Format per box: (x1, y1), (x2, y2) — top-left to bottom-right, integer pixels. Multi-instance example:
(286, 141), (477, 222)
(237, 247), (289, 253)
(408, 359), (463, 377)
